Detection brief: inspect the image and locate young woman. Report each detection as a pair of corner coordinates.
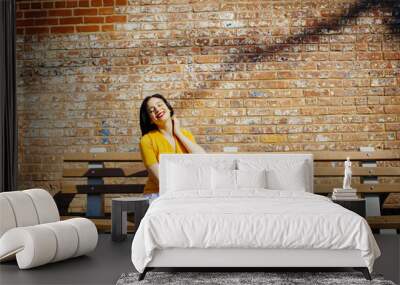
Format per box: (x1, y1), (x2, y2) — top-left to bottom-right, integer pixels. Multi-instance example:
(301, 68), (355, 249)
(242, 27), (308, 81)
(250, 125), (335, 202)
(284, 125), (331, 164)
(139, 94), (206, 195)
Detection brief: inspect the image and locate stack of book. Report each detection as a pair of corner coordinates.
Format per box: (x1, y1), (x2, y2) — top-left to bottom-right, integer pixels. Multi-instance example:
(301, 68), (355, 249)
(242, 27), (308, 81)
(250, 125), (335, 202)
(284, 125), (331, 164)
(332, 188), (359, 200)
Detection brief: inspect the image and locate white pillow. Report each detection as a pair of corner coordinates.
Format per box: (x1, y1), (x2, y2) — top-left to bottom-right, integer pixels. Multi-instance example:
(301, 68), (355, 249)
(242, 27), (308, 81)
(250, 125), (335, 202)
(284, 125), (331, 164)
(211, 168), (268, 191)
(167, 163), (212, 192)
(236, 169), (268, 189)
(238, 159), (309, 192)
(266, 165), (307, 192)
(212, 168), (237, 190)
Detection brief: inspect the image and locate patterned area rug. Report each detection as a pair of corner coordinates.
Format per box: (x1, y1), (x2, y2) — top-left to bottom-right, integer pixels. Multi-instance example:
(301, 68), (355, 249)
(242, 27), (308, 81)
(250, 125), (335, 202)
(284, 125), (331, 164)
(116, 271), (396, 285)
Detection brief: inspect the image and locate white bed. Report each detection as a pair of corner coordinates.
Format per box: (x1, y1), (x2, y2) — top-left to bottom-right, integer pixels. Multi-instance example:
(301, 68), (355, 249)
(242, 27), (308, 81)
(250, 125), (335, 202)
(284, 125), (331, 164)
(131, 154), (380, 280)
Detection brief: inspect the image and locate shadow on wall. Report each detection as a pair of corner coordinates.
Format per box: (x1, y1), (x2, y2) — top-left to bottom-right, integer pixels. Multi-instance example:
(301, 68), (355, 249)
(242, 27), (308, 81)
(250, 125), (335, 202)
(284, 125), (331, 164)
(229, 0), (399, 64)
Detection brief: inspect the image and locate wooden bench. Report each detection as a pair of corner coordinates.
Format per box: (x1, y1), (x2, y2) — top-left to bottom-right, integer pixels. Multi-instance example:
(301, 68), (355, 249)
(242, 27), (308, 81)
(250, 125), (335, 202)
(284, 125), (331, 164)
(313, 150), (400, 232)
(58, 152), (148, 232)
(57, 150), (399, 232)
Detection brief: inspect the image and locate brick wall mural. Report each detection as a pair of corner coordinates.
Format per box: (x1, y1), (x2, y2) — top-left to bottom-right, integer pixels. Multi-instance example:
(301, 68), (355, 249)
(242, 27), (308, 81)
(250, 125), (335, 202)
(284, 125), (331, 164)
(16, 0), (399, 210)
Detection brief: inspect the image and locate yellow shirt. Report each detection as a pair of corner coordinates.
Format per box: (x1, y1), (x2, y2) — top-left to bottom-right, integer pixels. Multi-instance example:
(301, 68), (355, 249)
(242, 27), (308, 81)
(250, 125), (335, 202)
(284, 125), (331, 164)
(139, 128), (196, 194)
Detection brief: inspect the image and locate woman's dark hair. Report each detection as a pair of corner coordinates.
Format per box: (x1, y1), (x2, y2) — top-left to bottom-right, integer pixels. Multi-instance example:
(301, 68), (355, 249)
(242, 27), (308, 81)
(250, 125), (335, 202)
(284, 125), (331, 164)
(139, 94), (174, 136)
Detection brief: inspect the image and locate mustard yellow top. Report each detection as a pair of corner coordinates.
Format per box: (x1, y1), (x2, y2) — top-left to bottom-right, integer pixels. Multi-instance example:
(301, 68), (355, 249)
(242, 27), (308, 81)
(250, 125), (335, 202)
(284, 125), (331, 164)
(139, 128), (196, 194)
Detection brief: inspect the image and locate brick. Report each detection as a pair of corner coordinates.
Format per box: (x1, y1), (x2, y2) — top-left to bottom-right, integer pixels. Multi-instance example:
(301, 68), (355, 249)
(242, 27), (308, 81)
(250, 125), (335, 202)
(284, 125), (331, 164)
(66, 0), (78, 8)
(260, 135), (287, 143)
(25, 11), (47, 18)
(383, 52), (400, 60)
(304, 89), (330, 97)
(98, 7), (113, 15)
(277, 71), (296, 79)
(253, 71), (276, 80)
(31, 2), (42, 9)
(51, 26), (75, 33)
(371, 78), (397, 87)
(103, 0), (114, 6)
(43, 2), (54, 8)
(76, 25), (99, 32)
(60, 17), (83, 25)
(79, 0), (90, 7)
(74, 8), (98, 16)
(277, 125), (304, 134)
(35, 18), (59, 26)
(17, 19), (35, 27)
(357, 52), (382, 60)
(193, 55), (221, 63)
(84, 16), (104, 23)
(115, 0), (127, 5)
(49, 9), (72, 17)
(91, 0), (102, 6)
(105, 15), (126, 23)
(384, 106), (400, 114)
(25, 27), (50, 34)
(101, 24), (114, 32)
(55, 1), (66, 8)
(19, 3), (30, 9)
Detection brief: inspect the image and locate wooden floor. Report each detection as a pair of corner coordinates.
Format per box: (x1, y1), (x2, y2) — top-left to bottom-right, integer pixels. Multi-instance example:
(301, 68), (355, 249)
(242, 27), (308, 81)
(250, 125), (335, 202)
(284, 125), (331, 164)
(0, 234), (399, 285)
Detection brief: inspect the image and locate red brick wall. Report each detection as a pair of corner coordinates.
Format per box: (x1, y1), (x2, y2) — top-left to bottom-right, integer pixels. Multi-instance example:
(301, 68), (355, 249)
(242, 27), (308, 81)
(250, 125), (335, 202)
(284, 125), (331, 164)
(16, 0), (127, 34)
(16, 1), (399, 208)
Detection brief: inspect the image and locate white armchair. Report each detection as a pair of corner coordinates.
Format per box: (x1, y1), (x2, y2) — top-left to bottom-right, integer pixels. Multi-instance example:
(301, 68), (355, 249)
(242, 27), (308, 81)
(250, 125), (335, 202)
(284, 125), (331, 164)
(0, 188), (98, 269)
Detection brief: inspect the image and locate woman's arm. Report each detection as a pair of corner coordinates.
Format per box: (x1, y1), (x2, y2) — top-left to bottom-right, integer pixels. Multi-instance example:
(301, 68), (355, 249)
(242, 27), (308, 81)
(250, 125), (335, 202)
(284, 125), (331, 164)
(172, 117), (206, 154)
(140, 135), (161, 180)
(147, 163), (159, 180)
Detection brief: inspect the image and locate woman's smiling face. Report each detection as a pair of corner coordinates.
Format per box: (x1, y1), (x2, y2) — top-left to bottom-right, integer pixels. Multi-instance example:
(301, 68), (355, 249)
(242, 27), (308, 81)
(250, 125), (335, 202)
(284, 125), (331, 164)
(146, 97), (171, 126)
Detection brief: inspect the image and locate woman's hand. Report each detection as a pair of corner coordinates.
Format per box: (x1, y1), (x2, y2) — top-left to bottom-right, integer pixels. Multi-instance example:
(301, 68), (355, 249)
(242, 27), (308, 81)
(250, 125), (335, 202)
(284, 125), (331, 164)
(172, 116), (182, 136)
(171, 115), (207, 154)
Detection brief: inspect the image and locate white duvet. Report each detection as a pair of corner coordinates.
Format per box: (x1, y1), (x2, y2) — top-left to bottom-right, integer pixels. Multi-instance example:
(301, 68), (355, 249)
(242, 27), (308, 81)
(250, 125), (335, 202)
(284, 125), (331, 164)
(131, 190), (380, 273)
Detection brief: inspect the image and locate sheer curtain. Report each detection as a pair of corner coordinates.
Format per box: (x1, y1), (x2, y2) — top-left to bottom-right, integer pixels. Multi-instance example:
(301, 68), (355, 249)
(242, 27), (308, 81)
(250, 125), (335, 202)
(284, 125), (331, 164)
(0, 0), (17, 192)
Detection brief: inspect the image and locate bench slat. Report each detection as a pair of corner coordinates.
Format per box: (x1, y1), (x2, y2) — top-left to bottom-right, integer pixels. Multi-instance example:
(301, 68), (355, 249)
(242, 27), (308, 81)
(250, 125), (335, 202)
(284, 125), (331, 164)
(63, 152), (142, 162)
(314, 167), (400, 176)
(314, 183), (400, 193)
(62, 183), (146, 194)
(63, 167), (148, 178)
(367, 216), (400, 229)
(312, 150), (400, 161)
